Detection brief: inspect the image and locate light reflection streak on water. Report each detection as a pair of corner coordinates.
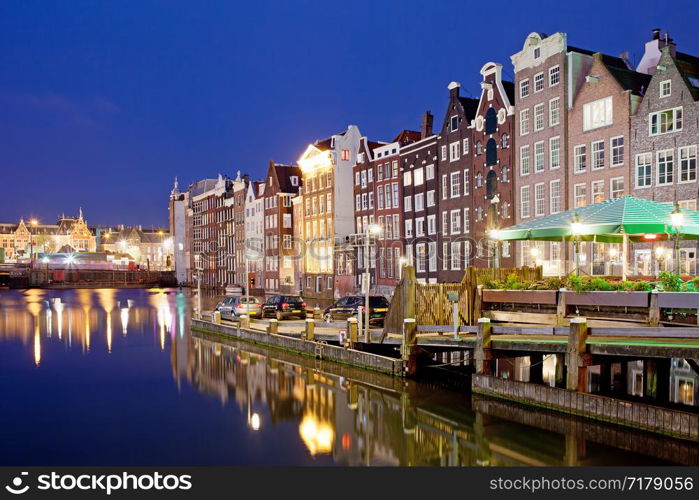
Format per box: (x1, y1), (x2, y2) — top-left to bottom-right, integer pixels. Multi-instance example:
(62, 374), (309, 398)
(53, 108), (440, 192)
(0, 289), (186, 365)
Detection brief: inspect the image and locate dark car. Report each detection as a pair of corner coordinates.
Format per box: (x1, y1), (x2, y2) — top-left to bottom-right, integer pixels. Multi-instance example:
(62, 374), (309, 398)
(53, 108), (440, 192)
(261, 295), (307, 320)
(323, 295), (390, 325)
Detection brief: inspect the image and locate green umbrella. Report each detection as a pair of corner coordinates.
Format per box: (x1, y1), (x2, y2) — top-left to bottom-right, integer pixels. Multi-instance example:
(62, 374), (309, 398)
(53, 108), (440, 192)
(490, 196), (699, 277)
(494, 196), (699, 243)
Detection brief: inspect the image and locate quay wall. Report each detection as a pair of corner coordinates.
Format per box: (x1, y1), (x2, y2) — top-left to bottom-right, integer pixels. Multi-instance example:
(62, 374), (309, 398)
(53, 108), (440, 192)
(191, 319), (404, 376)
(473, 374), (699, 441)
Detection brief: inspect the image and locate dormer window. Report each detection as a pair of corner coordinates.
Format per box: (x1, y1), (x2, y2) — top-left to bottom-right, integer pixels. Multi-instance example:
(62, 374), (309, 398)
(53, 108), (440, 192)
(660, 80), (671, 98)
(290, 176), (299, 186)
(450, 115), (459, 132)
(341, 149), (350, 161)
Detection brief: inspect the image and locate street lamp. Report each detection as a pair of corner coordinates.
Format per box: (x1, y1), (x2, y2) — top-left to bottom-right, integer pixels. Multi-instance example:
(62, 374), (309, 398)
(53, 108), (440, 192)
(570, 213), (584, 276)
(29, 218), (38, 265)
(671, 204), (684, 274)
(364, 223), (382, 342)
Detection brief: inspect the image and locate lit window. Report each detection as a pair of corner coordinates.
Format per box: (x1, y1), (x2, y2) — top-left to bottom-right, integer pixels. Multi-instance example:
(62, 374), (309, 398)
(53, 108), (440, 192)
(583, 96), (613, 131)
(649, 107), (682, 135)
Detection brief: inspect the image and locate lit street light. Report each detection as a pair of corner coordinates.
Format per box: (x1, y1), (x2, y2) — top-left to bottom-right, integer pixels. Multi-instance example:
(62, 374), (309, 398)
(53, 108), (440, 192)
(364, 224), (382, 342)
(671, 204), (684, 274)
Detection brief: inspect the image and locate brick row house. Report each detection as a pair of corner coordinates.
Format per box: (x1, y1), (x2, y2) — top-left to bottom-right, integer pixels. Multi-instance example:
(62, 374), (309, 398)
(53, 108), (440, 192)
(567, 53), (650, 275)
(631, 32), (699, 275)
(402, 113), (439, 283)
(470, 62), (516, 269)
(436, 83), (479, 282)
(353, 131), (420, 294)
(262, 162), (302, 297)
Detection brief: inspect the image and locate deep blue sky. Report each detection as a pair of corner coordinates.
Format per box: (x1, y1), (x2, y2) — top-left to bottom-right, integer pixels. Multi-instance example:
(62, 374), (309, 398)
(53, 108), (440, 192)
(1, 0), (698, 226)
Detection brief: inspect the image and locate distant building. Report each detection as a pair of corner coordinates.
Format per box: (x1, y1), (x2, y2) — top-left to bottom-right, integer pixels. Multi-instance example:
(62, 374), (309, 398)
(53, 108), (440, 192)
(100, 225), (172, 271)
(0, 210), (96, 263)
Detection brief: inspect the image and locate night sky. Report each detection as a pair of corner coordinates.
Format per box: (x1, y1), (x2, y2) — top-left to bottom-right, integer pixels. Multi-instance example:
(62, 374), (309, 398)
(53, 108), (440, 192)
(1, 0), (698, 227)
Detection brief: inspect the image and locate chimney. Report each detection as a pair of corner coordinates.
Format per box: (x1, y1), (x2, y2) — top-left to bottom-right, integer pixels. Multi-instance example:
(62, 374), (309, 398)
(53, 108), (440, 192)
(421, 111), (433, 139)
(637, 28), (677, 74)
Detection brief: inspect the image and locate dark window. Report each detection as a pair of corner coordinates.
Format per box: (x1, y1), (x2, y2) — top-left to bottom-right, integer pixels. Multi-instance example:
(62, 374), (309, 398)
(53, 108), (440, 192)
(450, 115), (458, 132)
(486, 138), (498, 166)
(486, 170), (498, 199)
(485, 108), (497, 135)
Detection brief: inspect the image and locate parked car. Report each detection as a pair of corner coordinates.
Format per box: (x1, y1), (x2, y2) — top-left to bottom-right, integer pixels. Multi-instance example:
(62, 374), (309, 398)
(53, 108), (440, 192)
(215, 296), (262, 319)
(261, 295), (307, 320)
(323, 295), (390, 326)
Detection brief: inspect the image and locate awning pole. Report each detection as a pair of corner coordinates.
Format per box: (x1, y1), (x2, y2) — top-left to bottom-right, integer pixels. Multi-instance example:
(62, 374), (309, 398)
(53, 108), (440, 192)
(622, 232), (629, 281)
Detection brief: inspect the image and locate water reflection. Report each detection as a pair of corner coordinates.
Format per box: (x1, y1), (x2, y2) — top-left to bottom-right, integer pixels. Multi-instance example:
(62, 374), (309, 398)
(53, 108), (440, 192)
(0, 288), (186, 363)
(188, 332), (698, 466)
(0, 288), (695, 466)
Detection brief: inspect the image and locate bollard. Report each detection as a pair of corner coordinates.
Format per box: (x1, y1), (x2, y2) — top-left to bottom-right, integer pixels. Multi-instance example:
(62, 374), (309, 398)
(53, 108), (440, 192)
(474, 317), (493, 375)
(213, 311), (221, 325)
(452, 301), (459, 340)
(268, 318), (278, 334)
(305, 318), (315, 341)
(648, 289), (660, 327)
(566, 317), (589, 391)
(314, 306), (321, 320)
(348, 317), (358, 347)
(240, 314), (250, 330)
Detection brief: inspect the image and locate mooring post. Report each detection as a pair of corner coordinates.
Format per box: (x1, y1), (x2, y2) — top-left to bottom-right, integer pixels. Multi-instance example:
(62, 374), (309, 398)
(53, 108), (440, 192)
(348, 317), (358, 348)
(566, 317), (589, 392)
(473, 285), (483, 322)
(475, 317), (493, 375)
(240, 314), (249, 329)
(305, 318), (315, 341)
(556, 288), (567, 326)
(213, 310), (221, 325)
(268, 318), (278, 334)
(648, 289), (660, 327)
(314, 306), (321, 320)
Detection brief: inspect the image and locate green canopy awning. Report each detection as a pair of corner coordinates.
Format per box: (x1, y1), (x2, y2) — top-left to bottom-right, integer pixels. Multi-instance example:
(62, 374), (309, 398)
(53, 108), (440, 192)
(495, 196), (699, 243)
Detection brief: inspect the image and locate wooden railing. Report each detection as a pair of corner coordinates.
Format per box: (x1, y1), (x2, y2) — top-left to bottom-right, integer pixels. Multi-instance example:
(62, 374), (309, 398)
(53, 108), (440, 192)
(381, 265), (543, 338)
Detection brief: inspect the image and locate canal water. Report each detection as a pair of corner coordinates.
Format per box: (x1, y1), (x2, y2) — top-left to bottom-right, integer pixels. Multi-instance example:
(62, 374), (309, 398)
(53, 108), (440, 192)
(0, 288), (695, 466)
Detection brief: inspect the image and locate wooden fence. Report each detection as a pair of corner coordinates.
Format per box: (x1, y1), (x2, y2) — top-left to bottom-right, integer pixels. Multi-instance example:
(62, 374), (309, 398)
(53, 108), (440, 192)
(382, 266), (542, 338)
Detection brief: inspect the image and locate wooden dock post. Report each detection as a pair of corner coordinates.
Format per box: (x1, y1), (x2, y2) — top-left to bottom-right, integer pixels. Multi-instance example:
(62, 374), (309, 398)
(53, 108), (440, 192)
(475, 317), (493, 375)
(305, 318), (315, 341)
(648, 289), (660, 326)
(556, 288), (567, 326)
(566, 317), (589, 392)
(268, 318), (278, 334)
(240, 314), (249, 329)
(348, 317), (358, 347)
